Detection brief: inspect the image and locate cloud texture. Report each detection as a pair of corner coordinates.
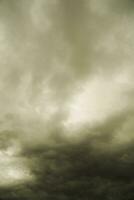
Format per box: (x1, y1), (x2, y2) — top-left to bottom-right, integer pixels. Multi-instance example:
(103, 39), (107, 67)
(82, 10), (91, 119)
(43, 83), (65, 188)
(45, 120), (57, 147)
(0, 0), (134, 199)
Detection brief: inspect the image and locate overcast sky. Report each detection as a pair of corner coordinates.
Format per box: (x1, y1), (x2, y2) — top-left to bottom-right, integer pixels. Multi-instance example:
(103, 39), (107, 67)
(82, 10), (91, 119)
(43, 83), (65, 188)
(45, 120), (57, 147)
(0, 0), (134, 199)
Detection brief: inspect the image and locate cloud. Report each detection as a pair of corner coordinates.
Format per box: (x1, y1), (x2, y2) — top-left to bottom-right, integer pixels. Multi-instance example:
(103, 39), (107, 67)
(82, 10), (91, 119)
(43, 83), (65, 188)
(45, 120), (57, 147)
(0, 0), (134, 199)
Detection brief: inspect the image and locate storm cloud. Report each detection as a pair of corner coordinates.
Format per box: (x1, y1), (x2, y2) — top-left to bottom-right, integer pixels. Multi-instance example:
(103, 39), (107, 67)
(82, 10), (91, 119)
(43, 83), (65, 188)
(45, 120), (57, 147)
(0, 0), (134, 199)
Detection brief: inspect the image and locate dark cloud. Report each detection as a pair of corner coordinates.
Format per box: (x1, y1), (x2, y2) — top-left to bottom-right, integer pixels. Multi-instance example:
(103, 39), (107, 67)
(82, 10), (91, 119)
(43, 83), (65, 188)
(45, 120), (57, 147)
(1, 138), (134, 200)
(0, 0), (134, 199)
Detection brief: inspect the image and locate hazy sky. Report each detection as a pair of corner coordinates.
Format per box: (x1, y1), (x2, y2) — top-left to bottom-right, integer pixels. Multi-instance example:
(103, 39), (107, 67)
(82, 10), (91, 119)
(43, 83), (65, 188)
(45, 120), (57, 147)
(0, 0), (134, 199)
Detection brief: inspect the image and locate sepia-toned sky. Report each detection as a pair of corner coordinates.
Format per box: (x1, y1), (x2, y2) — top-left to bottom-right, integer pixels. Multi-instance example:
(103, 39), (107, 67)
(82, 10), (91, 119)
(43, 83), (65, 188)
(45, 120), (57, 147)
(0, 0), (134, 199)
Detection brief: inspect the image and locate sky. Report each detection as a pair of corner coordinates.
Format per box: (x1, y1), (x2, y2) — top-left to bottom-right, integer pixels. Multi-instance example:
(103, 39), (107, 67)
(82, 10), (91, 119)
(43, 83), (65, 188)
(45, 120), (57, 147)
(0, 0), (134, 199)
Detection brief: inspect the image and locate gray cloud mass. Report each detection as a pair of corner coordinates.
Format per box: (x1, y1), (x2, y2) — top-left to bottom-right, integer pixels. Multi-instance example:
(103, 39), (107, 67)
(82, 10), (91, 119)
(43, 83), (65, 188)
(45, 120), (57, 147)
(0, 0), (134, 199)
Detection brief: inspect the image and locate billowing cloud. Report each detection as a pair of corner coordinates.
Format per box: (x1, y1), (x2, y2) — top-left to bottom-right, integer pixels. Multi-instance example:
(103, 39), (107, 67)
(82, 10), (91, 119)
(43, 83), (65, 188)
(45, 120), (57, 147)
(0, 0), (134, 199)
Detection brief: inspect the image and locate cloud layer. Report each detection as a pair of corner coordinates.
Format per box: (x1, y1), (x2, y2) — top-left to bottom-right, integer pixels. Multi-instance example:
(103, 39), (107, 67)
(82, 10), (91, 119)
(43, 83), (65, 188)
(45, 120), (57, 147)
(0, 0), (134, 199)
